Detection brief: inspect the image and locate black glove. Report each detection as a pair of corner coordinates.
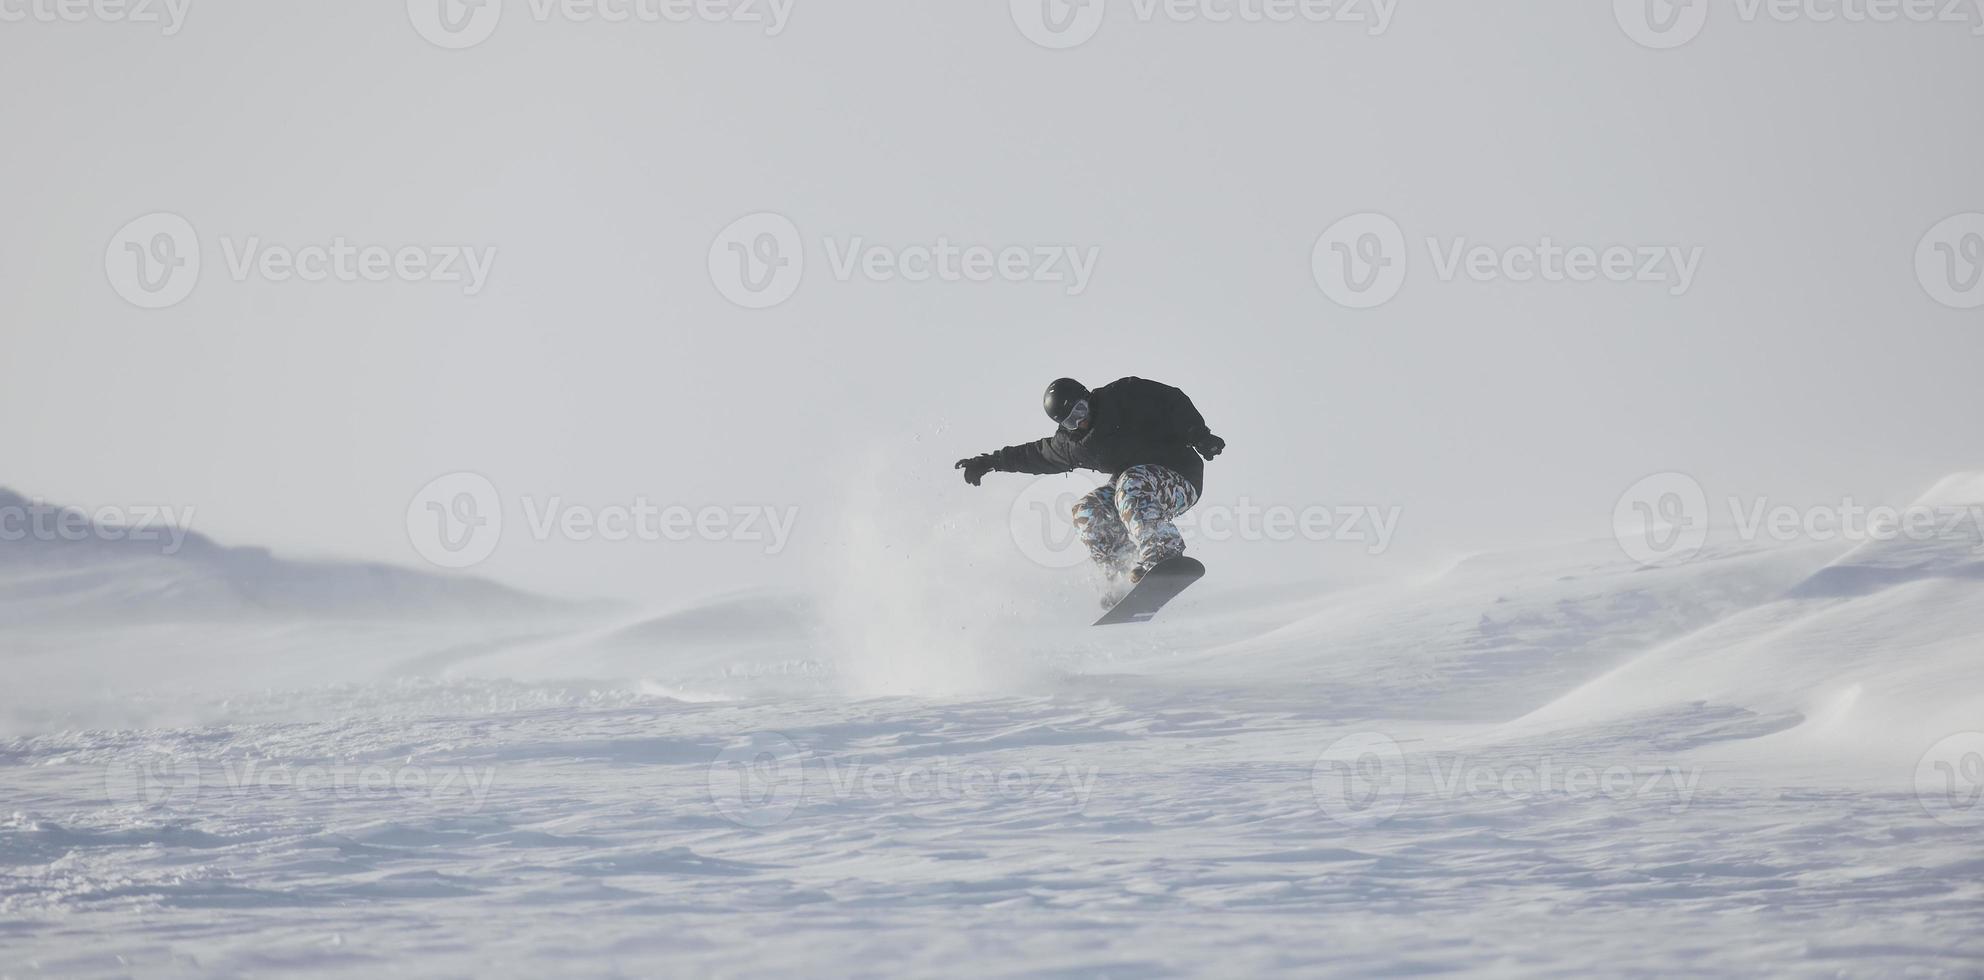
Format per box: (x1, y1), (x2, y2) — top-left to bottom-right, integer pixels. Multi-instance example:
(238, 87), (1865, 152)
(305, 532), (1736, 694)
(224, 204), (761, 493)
(1194, 433), (1226, 461)
(955, 456), (996, 487)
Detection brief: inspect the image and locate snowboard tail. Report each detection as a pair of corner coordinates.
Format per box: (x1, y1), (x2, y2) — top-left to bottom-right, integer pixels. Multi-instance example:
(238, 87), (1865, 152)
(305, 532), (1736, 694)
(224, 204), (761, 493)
(1094, 557), (1206, 626)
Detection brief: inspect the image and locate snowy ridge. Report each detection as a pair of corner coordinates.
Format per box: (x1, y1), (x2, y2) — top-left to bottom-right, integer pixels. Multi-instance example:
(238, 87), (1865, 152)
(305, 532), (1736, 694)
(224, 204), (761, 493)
(1789, 471), (1984, 598)
(0, 487), (575, 625)
(1510, 474), (1984, 765)
(1139, 537), (1837, 719)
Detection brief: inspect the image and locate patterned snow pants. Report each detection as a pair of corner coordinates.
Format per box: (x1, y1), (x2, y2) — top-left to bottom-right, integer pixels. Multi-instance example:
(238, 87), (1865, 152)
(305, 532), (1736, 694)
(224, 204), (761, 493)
(1071, 464), (1201, 578)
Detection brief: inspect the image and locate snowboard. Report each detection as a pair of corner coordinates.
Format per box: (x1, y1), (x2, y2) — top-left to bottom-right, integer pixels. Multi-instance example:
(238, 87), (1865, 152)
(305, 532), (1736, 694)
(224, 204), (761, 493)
(1094, 557), (1206, 626)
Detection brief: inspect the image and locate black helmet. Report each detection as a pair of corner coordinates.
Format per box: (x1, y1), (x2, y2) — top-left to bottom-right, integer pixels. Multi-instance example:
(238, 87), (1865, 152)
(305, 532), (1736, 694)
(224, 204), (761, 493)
(1043, 378), (1089, 422)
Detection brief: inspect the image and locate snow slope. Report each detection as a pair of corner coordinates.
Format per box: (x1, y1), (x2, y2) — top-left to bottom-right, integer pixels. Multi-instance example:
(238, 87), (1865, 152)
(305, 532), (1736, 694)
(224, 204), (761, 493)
(3, 480), (1982, 976)
(1512, 473), (1984, 770)
(0, 490), (572, 627)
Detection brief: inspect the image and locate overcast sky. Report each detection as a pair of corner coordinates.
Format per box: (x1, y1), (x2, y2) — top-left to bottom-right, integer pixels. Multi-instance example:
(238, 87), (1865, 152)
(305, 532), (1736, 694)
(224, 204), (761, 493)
(3, 2), (1981, 602)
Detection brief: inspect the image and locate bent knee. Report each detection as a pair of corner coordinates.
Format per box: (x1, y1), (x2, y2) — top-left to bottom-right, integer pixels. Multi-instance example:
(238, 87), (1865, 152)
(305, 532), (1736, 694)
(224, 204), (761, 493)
(1071, 487), (1116, 523)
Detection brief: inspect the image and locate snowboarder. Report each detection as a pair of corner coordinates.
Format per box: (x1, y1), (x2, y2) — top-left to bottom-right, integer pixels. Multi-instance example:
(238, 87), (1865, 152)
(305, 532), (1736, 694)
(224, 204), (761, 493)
(956, 377), (1225, 587)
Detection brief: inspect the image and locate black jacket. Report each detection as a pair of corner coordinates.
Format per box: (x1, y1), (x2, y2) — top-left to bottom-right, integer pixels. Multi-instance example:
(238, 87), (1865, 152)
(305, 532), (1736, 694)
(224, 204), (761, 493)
(982, 377), (1214, 493)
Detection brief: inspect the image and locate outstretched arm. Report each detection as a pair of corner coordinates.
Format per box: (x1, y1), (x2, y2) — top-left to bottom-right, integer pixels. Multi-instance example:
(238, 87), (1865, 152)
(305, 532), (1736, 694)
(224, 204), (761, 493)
(956, 436), (1077, 486)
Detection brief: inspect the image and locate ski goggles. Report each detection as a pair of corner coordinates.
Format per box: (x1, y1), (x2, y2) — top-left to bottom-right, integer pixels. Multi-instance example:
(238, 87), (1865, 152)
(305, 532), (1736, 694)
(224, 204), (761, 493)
(1058, 399), (1092, 432)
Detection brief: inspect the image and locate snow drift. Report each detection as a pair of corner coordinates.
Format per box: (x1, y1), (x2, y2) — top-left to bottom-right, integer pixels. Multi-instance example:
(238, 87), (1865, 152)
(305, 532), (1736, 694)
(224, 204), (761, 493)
(1509, 473), (1984, 768)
